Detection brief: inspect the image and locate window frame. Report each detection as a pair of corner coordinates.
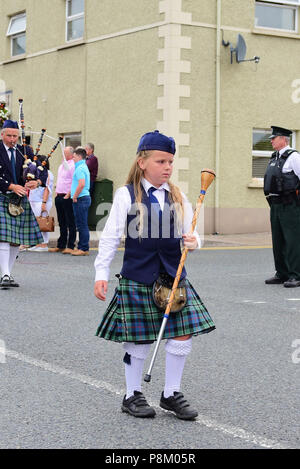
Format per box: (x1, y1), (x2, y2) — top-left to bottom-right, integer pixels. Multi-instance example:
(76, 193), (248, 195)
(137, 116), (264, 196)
(252, 128), (296, 179)
(0, 90), (12, 112)
(261, 0), (300, 5)
(10, 33), (26, 57)
(255, 1), (298, 33)
(65, 0), (85, 43)
(7, 13), (26, 57)
(63, 132), (82, 149)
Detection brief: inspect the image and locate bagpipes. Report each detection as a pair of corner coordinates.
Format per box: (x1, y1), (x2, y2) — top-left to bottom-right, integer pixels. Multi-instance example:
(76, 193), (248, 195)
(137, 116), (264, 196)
(6, 99), (63, 218)
(18, 98), (63, 186)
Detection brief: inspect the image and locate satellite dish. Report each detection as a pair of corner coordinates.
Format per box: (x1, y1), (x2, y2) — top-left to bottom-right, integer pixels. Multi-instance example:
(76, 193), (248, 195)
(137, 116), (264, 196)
(222, 33), (260, 65)
(235, 34), (247, 63)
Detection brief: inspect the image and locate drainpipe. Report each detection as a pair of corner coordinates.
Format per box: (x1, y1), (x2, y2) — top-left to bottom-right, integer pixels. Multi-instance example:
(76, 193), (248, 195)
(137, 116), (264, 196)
(214, 0), (221, 234)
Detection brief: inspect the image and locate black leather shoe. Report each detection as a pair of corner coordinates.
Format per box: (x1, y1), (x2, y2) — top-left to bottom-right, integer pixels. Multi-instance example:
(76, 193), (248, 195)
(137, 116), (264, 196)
(0, 275), (12, 289)
(121, 391), (156, 418)
(265, 275), (285, 284)
(160, 392), (198, 420)
(284, 278), (300, 288)
(9, 276), (19, 287)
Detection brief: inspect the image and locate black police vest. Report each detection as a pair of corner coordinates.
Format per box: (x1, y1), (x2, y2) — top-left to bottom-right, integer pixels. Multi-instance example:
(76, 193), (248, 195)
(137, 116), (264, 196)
(264, 149), (300, 196)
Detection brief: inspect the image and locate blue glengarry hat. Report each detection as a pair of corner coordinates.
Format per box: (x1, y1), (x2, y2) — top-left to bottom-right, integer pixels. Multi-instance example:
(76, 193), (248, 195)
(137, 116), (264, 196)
(137, 130), (176, 155)
(2, 120), (19, 129)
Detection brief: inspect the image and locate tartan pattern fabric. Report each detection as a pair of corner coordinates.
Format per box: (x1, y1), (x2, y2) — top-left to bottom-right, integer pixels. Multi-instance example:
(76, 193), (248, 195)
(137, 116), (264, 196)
(0, 194), (43, 246)
(96, 278), (215, 342)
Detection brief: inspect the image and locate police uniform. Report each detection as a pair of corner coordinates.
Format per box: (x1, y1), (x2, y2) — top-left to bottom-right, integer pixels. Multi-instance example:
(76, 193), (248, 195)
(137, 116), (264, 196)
(264, 126), (300, 287)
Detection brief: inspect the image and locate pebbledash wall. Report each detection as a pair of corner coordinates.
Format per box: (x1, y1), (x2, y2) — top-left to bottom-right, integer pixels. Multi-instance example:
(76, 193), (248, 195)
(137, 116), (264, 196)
(1, 0), (300, 234)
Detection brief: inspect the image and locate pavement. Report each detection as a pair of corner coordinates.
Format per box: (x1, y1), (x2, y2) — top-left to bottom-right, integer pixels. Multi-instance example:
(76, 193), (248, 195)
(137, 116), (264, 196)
(48, 227), (273, 249)
(202, 231), (272, 248)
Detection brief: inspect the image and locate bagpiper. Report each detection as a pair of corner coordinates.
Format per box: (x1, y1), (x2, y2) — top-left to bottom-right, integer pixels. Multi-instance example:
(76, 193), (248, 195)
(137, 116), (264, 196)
(0, 119), (45, 288)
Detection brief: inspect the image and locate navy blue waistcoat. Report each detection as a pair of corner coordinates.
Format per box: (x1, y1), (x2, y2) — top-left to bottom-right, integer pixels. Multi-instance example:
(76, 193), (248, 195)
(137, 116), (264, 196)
(120, 184), (186, 285)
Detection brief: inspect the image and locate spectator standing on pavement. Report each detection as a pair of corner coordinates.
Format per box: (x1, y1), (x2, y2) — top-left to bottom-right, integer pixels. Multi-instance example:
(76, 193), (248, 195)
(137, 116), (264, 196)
(264, 126), (300, 288)
(71, 147), (91, 256)
(85, 143), (98, 197)
(48, 146), (76, 254)
(28, 156), (54, 251)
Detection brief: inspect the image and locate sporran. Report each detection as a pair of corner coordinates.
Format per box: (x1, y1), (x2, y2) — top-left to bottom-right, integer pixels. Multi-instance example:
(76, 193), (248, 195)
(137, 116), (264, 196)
(7, 193), (24, 217)
(152, 273), (187, 313)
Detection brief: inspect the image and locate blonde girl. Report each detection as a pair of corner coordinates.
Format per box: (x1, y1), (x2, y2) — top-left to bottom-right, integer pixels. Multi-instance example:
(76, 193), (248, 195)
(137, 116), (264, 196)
(94, 130), (215, 420)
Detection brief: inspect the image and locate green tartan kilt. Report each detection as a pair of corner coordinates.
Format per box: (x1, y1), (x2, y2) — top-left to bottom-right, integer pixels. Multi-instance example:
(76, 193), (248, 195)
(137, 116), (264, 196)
(0, 194), (43, 246)
(96, 277), (215, 343)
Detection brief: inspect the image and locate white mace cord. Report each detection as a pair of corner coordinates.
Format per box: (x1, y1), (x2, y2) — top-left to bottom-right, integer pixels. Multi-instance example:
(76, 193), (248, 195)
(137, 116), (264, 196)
(28, 130), (68, 169)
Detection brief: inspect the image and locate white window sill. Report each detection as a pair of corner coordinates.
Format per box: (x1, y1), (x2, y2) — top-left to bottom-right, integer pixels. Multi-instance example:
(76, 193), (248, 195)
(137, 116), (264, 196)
(57, 39), (85, 51)
(2, 54), (26, 64)
(252, 28), (300, 39)
(248, 178), (264, 188)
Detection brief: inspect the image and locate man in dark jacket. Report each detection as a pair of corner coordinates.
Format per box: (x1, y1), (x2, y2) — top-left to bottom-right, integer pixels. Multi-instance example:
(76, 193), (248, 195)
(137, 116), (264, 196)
(85, 142), (98, 196)
(0, 120), (43, 288)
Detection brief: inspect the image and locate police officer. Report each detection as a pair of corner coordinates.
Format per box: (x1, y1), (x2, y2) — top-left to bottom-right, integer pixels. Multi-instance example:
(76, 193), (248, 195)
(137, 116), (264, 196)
(264, 126), (300, 288)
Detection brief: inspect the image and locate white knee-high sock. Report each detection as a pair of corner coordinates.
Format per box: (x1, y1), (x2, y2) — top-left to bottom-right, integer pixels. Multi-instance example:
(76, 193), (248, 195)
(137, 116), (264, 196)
(164, 338), (192, 398)
(123, 343), (151, 399)
(9, 246), (19, 273)
(125, 356), (145, 398)
(0, 242), (11, 277)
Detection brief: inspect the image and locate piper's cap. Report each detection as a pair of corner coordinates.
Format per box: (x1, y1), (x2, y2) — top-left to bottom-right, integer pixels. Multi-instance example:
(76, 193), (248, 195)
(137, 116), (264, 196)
(269, 126), (292, 139)
(137, 130), (176, 155)
(2, 120), (19, 129)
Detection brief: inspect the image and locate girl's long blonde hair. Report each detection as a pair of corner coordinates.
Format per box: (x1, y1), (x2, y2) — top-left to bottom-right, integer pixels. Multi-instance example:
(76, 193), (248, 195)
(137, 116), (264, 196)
(126, 150), (184, 236)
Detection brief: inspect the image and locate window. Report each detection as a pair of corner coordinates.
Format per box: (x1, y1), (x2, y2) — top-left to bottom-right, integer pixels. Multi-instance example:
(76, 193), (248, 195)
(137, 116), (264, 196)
(0, 90), (12, 112)
(255, 1), (299, 32)
(260, 0), (300, 4)
(66, 0), (84, 42)
(64, 133), (82, 149)
(7, 13), (26, 57)
(252, 128), (296, 178)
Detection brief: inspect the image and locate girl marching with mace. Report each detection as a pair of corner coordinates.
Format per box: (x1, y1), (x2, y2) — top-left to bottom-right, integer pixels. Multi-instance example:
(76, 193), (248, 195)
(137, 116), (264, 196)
(94, 130), (215, 420)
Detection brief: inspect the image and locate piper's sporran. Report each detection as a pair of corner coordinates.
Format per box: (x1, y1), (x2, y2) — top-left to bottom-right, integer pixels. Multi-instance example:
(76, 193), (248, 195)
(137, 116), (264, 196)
(152, 273), (187, 313)
(7, 193), (24, 217)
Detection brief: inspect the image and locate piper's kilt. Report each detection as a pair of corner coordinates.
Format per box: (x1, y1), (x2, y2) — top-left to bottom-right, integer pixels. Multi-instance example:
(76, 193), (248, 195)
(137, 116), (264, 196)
(0, 194), (43, 246)
(96, 277), (215, 342)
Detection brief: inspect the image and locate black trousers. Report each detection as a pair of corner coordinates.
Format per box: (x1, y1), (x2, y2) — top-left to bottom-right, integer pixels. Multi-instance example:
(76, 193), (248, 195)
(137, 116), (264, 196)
(55, 195), (76, 250)
(89, 181), (95, 198)
(270, 200), (300, 280)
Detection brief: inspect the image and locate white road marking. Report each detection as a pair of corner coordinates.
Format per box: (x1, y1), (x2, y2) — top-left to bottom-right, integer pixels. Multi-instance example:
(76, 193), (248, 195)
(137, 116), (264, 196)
(242, 300), (266, 304)
(191, 414), (288, 449)
(5, 348), (291, 449)
(6, 349), (122, 396)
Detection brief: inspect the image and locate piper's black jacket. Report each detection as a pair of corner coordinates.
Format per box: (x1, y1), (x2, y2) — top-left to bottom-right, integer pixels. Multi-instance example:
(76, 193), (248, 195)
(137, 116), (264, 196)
(0, 141), (34, 194)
